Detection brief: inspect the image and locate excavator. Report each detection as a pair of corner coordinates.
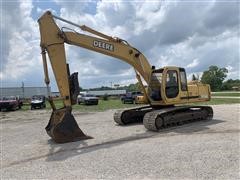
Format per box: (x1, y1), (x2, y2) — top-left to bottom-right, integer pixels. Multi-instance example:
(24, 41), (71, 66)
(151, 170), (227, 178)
(38, 11), (213, 143)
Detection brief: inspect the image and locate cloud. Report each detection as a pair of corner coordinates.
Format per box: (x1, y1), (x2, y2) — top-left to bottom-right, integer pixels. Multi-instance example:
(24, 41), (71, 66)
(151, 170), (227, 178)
(187, 59), (199, 68)
(1, 0), (239, 91)
(36, 7), (57, 15)
(0, 0), (47, 88)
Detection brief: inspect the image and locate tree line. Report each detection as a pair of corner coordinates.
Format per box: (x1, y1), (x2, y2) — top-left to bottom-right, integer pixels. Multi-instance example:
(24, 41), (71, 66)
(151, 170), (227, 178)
(80, 82), (141, 92)
(195, 65), (239, 91)
(81, 65), (239, 92)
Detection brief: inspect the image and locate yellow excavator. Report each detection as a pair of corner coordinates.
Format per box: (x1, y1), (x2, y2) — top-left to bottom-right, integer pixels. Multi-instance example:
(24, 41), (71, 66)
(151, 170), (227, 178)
(38, 11), (213, 143)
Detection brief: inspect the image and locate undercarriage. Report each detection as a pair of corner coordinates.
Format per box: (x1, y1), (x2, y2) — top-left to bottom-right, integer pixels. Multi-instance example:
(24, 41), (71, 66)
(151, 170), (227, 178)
(114, 105), (213, 131)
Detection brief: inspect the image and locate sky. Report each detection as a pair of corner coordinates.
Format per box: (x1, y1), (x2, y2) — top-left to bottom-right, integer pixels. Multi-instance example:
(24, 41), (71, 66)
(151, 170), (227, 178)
(0, 0), (239, 91)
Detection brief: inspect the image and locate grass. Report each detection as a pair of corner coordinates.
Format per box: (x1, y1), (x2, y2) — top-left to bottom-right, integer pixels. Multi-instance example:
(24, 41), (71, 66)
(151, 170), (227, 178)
(21, 99), (139, 112)
(211, 92), (240, 97)
(193, 98), (240, 105)
(72, 100), (138, 112)
(20, 98), (240, 112)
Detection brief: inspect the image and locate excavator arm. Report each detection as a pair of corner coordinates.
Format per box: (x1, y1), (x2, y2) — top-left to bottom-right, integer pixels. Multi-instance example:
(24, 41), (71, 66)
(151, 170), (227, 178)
(38, 11), (152, 143)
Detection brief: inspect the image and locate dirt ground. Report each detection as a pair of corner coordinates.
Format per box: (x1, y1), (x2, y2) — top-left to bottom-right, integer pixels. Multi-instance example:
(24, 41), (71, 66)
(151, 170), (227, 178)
(1, 104), (240, 179)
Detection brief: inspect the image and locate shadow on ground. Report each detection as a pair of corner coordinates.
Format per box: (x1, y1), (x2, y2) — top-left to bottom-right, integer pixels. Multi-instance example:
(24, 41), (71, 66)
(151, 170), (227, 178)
(3, 118), (233, 168)
(45, 119), (225, 162)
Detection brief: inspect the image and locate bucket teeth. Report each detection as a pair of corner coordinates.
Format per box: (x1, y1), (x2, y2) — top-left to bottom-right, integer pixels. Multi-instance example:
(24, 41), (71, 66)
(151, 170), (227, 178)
(46, 108), (92, 143)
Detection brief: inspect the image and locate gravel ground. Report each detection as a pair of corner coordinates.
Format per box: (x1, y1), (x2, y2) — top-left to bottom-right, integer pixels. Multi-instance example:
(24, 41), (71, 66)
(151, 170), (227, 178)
(1, 104), (240, 179)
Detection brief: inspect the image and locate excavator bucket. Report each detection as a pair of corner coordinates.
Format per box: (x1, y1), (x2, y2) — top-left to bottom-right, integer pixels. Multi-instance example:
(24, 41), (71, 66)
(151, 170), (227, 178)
(45, 107), (92, 143)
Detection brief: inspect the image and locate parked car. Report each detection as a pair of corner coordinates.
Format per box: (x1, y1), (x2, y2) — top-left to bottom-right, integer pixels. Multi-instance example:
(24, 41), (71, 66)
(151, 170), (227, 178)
(121, 92), (135, 104)
(31, 95), (46, 110)
(0, 96), (23, 111)
(121, 91), (143, 104)
(77, 94), (99, 105)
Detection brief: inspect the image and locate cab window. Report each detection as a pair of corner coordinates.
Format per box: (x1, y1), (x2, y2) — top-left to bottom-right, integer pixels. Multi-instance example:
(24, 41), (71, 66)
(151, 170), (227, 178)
(180, 68), (187, 91)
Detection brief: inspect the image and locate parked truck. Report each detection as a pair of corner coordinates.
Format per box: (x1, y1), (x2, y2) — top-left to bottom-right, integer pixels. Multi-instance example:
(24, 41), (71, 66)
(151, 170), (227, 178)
(0, 96), (23, 111)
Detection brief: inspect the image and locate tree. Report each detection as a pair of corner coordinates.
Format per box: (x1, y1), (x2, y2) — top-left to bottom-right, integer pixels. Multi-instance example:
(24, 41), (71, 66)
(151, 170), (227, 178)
(192, 74), (198, 81)
(89, 86), (113, 91)
(79, 86), (83, 91)
(126, 82), (141, 92)
(201, 66), (228, 91)
(222, 79), (240, 90)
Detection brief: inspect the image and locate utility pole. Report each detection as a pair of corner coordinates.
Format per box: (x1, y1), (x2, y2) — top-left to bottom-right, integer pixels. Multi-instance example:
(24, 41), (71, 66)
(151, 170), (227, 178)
(21, 82), (25, 98)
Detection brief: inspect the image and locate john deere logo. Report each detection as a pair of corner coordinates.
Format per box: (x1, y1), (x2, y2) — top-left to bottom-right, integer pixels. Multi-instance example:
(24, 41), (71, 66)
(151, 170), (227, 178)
(93, 40), (114, 51)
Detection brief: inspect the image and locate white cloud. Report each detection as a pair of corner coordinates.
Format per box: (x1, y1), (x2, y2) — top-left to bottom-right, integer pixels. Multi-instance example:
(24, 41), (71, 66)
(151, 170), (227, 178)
(1, 0), (239, 90)
(226, 65), (233, 71)
(36, 7), (57, 15)
(1, 1), (40, 78)
(187, 72), (203, 82)
(37, 7), (42, 13)
(187, 59), (199, 68)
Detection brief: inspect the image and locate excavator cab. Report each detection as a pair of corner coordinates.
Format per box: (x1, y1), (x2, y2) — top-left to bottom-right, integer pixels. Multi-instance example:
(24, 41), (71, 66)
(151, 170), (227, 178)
(148, 67), (188, 105)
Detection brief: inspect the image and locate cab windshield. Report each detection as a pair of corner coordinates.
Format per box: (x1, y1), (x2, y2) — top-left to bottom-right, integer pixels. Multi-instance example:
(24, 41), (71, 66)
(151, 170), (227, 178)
(151, 73), (162, 84)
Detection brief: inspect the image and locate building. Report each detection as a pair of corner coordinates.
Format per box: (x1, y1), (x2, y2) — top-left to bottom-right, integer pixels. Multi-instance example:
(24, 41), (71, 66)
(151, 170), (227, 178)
(51, 91), (60, 97)
(0, 87), (51, 99)
(81, 90), (126, 96)
(232, 86), (240, 91)
(0, 87), (126, 99)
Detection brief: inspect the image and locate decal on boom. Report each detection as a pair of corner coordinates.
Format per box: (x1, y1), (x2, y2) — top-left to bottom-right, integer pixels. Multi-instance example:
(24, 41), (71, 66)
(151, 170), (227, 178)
(93, 40), (114, 51)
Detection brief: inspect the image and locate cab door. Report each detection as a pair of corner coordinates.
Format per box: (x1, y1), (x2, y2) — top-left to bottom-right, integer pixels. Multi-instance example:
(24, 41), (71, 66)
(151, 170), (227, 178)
(179, 68), (188, 101)
(162, 67), (181, 104)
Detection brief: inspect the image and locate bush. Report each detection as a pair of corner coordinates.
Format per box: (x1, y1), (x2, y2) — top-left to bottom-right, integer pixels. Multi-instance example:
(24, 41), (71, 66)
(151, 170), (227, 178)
(103, 93), (109, 101)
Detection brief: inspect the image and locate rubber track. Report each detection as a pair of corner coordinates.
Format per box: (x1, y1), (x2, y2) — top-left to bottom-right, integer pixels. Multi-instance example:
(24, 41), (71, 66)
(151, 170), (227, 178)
(114, 106), (151, 125)
(143, 106), (213, 131)
(114, 109), (125, 125)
